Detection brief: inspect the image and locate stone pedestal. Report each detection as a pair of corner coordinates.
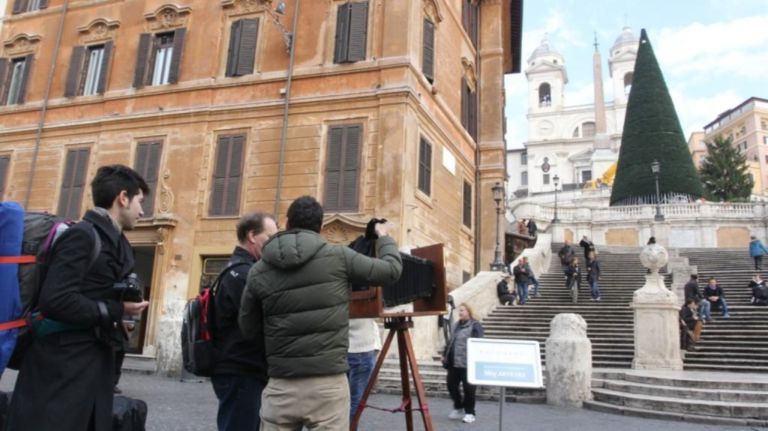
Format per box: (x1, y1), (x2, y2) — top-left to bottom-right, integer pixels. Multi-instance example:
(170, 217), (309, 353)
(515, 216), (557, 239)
(631, 243), (683, 370)
(546, 313), (592, 407)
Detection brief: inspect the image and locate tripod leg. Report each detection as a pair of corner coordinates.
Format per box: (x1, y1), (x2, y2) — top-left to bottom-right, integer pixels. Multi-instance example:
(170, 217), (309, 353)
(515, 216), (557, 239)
(403, 327), (434, 431)
(351, 328), (396, 431)
(397, 329), (414, 431)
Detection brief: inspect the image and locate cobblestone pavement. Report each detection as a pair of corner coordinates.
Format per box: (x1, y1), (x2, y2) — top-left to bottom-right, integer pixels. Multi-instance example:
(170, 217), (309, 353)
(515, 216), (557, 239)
(1, 370), (764, 430)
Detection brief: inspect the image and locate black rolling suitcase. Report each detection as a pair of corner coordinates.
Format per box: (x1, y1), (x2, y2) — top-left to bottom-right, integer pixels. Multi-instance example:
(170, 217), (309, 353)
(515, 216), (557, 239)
(112, 395), (148, 431)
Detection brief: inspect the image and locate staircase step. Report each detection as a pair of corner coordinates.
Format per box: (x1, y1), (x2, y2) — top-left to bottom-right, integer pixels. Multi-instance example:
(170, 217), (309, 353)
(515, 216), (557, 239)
(583, 400), (768, 427)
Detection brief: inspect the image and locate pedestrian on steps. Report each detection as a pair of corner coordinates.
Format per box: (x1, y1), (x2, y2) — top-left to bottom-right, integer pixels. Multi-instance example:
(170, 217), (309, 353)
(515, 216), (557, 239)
(749, 236), (768, 271)
(586, 251), (601, 301)
(443, 303), (484, 425)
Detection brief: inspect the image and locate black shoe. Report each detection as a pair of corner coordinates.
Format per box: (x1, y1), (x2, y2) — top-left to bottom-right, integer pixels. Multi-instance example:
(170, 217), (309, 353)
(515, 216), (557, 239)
(113, 386), (122, 394)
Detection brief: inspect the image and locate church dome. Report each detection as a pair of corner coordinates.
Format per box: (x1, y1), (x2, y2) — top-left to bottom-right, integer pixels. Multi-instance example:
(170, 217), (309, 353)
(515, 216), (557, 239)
(527, 37), (565, 66)
(611, 26), (638, 54)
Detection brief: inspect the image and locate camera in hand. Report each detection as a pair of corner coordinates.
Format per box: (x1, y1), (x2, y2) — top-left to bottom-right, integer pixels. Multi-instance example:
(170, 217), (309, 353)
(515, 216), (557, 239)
(113, 273), (143, 302)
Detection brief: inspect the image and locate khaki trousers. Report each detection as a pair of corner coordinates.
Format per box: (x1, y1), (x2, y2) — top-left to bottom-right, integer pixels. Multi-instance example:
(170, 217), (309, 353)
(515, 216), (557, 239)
(260, 373), (350, 431)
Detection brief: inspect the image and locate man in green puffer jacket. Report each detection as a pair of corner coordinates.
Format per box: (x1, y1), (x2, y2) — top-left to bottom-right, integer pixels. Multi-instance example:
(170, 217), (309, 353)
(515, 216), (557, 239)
(239, 196), (402, 430)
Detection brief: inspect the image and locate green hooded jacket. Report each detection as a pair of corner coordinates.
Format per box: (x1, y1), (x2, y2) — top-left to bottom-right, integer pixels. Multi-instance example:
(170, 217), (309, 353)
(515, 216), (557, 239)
(239, 229), (402, 378)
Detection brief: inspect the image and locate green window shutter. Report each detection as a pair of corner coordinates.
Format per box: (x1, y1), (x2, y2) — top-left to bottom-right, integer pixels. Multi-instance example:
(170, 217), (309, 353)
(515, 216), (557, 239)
(64, 46), (85, 98)
(325, 125), (362, 212)
(224, 135), (245, 215)
(341, 125), (361, 210)
(168, 28), (186, 84)
(16, 55), (33, 105)
(209, 135), (245, 216)
(347, 1), (368, 62)
(422, 19), (435, 83)
(135, 141), (162, 217)
(333, 3), (351, 63)
(463, 180), (472, 228)
(12, 0), (27, 14)
(133, 33), (151, 88)
(324, 127), (345, 210)
(469, 85), (478, 142)
(225, 20), (242, 77)
(235, 19), (259, 76)
(0, 59), (8, 106)
(38, 0), (48, 9)
(57, 148), (90, 220)
(461, 78), (469, 132)
(96, 41), (113, 95)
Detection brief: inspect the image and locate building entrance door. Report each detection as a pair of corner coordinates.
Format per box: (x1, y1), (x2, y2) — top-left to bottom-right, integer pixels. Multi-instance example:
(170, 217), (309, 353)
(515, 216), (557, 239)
(128, 245), (155, 354)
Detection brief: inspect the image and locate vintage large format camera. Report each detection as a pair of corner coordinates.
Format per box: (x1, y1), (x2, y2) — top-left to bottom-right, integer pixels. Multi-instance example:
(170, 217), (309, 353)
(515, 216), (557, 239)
(113, 273), (143, 302)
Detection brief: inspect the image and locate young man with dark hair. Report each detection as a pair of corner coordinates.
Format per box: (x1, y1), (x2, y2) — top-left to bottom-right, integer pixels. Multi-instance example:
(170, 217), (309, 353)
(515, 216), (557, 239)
(684, 274), (711, 321)
(239, 195), (402, 430)
(703, 277), (730, 319)
(8, 164), (150, 431)
(212, 212), (278, 431)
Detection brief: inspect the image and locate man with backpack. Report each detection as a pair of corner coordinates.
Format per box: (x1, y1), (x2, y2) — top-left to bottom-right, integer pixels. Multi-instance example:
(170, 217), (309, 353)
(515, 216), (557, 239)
(7, 165), (150, 431)
(211, 212), (278, 431)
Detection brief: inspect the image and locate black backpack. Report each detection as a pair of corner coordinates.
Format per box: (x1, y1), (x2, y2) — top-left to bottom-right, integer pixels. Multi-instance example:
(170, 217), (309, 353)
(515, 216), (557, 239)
(181, 262), (249, 377)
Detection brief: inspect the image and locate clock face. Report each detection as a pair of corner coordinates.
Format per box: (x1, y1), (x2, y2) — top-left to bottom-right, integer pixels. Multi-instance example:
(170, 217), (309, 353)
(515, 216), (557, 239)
(538, 120), (554, 136)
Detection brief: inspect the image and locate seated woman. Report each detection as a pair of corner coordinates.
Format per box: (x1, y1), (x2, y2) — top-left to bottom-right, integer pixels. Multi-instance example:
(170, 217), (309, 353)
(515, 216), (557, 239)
(750, 273), (768, 305)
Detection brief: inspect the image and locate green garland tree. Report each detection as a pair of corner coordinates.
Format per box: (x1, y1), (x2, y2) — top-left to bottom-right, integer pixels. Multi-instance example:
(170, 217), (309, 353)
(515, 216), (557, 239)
(610, 29), (703, 206)
(699, 135), (754, 201)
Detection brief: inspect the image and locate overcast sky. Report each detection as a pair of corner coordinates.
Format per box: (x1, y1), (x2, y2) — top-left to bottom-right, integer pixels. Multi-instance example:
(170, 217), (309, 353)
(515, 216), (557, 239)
(504, 0), (768, 149)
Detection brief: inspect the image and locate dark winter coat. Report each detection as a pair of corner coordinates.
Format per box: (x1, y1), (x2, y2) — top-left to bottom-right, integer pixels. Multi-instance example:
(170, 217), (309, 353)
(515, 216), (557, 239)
(527, 220), (538, 237)
(703, 284), (725, 303)
(684, 280), (702, 301)
(680, 305), (697, 330)
(558, 244), (575, 265)
(513, 263), (532, 284)
(8, 210), (132, 431)
(579, 239), (595, 259)
(239, 229), (402, 378)
(586, 259), (601, 282)
(212, 246), (266, 380)
(444, 319), (484, 369)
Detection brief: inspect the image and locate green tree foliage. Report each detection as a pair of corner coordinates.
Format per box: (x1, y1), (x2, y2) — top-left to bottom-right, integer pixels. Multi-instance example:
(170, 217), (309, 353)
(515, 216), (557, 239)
(610, 29), (704, 206)
(699, 135), (754, 202)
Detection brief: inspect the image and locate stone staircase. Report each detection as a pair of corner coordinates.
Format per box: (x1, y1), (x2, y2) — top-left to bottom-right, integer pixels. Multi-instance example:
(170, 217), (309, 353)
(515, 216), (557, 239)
(586, 369), (768, 426)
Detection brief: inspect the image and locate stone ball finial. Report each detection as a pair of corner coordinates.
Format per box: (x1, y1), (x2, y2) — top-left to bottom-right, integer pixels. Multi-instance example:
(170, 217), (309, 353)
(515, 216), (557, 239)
(640, 243), (669, 272)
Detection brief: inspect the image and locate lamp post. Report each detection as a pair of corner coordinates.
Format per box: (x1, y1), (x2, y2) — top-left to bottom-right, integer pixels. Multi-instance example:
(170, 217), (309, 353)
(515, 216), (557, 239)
(552, 174), (560, 224)
(651, 159), (664, 221)
(490, 182), (506, 271)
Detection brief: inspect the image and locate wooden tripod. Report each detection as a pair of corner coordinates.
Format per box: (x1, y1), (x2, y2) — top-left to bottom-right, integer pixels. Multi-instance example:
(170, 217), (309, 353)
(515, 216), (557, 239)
(351, 316), (434, 431)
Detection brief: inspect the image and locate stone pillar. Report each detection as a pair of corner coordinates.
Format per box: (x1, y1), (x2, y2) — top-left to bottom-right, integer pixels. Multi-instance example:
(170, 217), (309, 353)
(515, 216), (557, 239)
(545, 313), (592, 407)
(631, 243), (683, 370)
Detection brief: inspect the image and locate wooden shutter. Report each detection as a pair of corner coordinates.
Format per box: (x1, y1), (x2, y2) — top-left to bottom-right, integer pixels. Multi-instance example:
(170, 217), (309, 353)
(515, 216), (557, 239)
(135, 142), (162, 217)
(64, 46), (85, 98)
(168, 28), (186, 84)
(97, 41), (113, 94)
(341, 126), (361, 210)
(209, 135), (244, 216)
(57, 148), (90, 220)
(0, 59), (8, 105)
(236, 19), (258, 76)
(422, 19), (435, 83)
(12, 0), (27, 14)
(470, 2), (478, 48)
(463, 180), (472, 228)
(325, 125), (362, 212)
(0, 156), (9, 201)
(38, 0), (48, 9)
(461, 78), (469, 132)
(324, 127), (344, 210)
(333, 3), (351, 63)
(469, 84), (478, 141)
(418, 138), (432, 196)
(347, 1), (368, 62)
(133, 33), (151, 88)
(225, 20), (242, 77)
(16, 55), (33, 105)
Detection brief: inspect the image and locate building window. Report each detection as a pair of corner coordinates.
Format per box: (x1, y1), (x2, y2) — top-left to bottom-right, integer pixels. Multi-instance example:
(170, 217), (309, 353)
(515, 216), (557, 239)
(462, 180), (472, 228)
(209, 134), (245, 217)
(0, 156), (9, 200)
(624, 72), (633, 95)
(521, 150), (527, 165)
(521, 171), (528, 186)
(538, 83), (551, 106)
(582, 121), (596, 138)
(64, 43), (113, 97)
(324, 124), (362, 212)
(543, 173), (550, 185)
(57, 148), (90, 221)
(581, 170), (592, 183)
(133, 29), (186, 88)
(12, 0), (48, 14)
(418, 137), (432, 196)
(334, 1), (369, 64)
(226, 18), (259, 77)
(422, 19), (435, 83)
(764, 136), (768, 145)
(462, 271), (471, 284)
(134, 141), (163, 217)
(0, 55), (33, 106)
(461, 78), (477, 141)
(462, 0), (478, 48)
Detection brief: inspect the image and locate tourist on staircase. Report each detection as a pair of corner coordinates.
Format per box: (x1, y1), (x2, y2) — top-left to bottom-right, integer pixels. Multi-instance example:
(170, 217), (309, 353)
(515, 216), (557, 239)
(679, 298), (702, 351)
(497, 275), (518, 306)
(586, 251), (601, 301)
(527, 219), (538, 237)
(565, 257), (581, 291)
(749, 273), (768, 306)
(579, 235), (596, 260)
(557, 240), (575, 269)
(703, 277), (730, 319)
(749, 236), (768, 271)
(684, 274), (711, 322)
(443, 304), (484, 424)
(512, 258), (534, 304)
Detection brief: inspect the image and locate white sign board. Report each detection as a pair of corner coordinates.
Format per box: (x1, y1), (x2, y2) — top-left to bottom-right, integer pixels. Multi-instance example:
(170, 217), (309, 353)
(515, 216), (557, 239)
(466, 339), (543, 388)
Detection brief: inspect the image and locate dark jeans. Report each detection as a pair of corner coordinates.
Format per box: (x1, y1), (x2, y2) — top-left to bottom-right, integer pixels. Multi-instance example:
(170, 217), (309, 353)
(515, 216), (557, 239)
(446, 367), (476, 415)
(755, 256), (763, 271)
(589, 279), (600, 299)
(516, 282), (529, 304)
(211, 374), (265, 431)
(347, 351), (376, 422)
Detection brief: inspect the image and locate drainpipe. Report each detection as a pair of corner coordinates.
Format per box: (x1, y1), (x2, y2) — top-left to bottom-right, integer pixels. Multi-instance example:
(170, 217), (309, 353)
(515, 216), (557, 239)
(473, 4), (482, 275)
(24, 0), (70, 209)
(273, 0), (301, 223)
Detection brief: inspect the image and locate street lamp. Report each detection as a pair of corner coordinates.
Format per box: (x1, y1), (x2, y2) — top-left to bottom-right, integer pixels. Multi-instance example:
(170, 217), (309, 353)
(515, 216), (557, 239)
(552, 174), (560, 224)
(490, 182), (506, 271)
(651, 160), (664, 221)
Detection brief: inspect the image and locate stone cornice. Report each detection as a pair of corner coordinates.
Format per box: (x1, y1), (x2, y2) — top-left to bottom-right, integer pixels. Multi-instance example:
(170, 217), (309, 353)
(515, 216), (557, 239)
(3, 33), (42, 57)
(78, 18), (121, 44)
(144, 4), (192, 32)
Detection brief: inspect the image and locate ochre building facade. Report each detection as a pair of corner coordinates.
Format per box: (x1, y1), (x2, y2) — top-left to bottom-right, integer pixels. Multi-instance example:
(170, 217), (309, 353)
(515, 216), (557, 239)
(0, 0), (522, 372)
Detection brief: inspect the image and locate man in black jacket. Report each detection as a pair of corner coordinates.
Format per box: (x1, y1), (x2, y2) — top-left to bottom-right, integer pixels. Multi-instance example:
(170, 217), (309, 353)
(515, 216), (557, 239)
(212, 212), (277, 431)
(684, 274), (711, 321)
(8, 165), (150, 431)
(579, 236), (595, 260)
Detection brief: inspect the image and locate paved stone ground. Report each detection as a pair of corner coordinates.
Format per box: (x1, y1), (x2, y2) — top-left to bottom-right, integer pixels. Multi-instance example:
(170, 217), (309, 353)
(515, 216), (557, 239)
(2, 369), (764, 430)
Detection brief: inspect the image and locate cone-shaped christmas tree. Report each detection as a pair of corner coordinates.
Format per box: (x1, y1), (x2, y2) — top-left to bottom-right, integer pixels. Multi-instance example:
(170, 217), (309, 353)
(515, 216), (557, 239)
(610, 29), (703, 206)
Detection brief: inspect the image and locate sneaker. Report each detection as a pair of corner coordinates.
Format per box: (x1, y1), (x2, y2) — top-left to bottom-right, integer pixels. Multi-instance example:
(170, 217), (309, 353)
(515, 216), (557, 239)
(462, 414), (476, 423)
(723, 314), (730, 319)
(535, 293), (541, 297)
(596, 297), (601, 302)
(449, 409), (464, 420)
